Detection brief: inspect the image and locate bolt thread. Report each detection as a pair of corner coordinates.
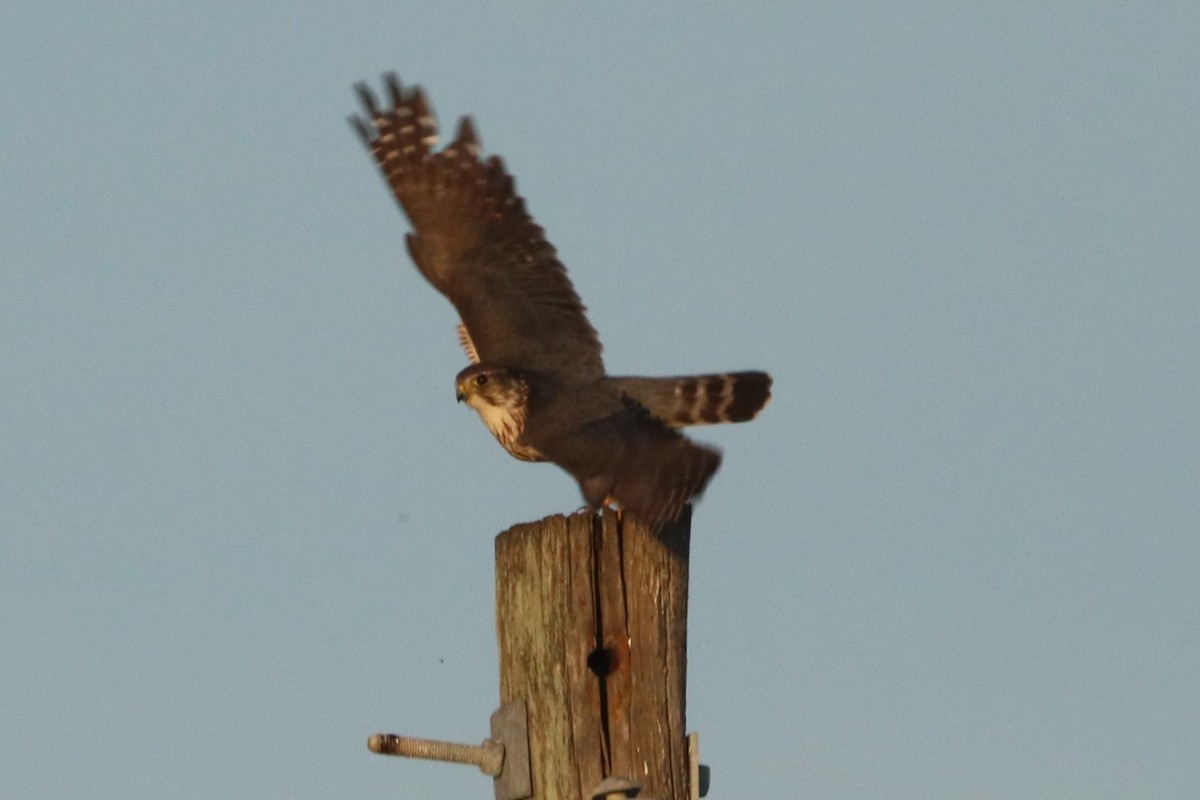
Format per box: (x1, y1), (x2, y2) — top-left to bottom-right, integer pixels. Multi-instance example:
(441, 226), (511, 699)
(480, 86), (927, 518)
(368, 734), (503, 776)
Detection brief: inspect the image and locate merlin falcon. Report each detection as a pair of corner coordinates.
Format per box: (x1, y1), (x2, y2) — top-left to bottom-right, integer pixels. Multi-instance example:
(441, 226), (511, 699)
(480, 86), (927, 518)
(352, 75), (772, 522)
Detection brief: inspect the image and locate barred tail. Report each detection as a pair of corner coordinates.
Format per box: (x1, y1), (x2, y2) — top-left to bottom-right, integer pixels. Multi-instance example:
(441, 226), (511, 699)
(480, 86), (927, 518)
(609, 371), (772, 428)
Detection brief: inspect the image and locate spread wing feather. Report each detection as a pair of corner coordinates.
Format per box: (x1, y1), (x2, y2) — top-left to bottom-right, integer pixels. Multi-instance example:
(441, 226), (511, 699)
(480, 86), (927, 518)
(353, 74), (604, 381)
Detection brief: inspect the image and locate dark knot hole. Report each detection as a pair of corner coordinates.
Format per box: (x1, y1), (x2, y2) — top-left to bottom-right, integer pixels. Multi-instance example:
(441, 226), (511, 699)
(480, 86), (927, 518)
(587, 646), (615, 677)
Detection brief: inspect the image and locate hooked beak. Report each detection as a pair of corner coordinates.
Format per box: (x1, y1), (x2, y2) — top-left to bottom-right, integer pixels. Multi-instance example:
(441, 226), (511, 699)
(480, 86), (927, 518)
(456, 388), (465, 403)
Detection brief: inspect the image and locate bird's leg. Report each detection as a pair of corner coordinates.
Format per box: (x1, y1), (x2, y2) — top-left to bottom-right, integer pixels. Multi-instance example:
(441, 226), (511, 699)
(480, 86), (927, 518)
(603, 496), (624, 519)
(578, 476), (610, 507)
(571, 496), (622, 517)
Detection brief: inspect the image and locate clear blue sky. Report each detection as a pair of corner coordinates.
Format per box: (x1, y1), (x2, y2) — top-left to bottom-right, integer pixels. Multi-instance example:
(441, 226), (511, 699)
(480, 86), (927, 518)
(3, 4), (1198, 798)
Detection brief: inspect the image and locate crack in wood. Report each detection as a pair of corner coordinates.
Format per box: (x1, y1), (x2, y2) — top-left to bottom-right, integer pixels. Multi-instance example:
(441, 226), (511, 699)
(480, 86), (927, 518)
(495, 509), (691, 799)
(589, 512), (613, 776)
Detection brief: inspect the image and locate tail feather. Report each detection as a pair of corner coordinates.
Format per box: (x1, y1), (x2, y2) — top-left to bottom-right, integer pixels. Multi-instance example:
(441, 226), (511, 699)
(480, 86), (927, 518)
(609, 371), (772, 428)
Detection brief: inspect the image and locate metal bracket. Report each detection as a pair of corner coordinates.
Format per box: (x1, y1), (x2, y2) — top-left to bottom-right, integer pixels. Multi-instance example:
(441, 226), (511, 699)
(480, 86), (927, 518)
(489, 699), (532, 800)
(368, 699), (532, 800)
(687, 732), (711, 799)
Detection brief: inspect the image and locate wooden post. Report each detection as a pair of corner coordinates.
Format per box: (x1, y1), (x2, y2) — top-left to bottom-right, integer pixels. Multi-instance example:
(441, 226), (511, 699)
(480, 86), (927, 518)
(495, 507), (692, 800)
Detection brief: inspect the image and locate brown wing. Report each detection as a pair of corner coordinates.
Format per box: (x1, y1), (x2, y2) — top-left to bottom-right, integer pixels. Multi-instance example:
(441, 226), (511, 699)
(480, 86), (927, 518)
(352, 75), (604, 381)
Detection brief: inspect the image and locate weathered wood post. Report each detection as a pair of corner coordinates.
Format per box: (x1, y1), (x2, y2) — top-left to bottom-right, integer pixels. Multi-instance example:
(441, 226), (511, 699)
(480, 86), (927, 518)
(495, 507), (692, 800)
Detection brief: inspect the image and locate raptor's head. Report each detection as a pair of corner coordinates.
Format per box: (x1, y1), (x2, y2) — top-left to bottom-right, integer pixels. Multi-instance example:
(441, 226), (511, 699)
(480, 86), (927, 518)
(454, 364), (527, 411)
(454, 364), (542, 461)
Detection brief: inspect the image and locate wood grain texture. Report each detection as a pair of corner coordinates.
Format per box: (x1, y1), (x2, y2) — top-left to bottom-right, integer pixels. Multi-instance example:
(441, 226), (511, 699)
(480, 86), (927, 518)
(495, 508), (691, 800)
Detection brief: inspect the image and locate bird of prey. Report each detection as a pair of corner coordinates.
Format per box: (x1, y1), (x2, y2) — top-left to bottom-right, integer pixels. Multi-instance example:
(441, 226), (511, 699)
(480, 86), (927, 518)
(351, 75), (771, 522)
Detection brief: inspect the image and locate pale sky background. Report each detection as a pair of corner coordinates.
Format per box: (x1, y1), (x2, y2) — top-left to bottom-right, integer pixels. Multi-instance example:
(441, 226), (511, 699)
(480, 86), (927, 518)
(3, 4), (1198, 799)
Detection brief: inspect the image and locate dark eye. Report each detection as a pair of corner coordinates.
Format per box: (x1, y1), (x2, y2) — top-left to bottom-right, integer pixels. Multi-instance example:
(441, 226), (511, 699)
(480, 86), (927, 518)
(475, 374), (489, 386)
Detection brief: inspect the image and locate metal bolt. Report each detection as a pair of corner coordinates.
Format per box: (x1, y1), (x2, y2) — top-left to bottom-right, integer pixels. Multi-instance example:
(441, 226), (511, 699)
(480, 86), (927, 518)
(589, 775), (644, 800)
(368, 733), (504, 777)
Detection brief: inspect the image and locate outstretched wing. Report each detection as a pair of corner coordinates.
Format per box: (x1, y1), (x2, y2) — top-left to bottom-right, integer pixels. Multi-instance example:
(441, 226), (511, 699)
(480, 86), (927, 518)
(352, 75), (604, 382)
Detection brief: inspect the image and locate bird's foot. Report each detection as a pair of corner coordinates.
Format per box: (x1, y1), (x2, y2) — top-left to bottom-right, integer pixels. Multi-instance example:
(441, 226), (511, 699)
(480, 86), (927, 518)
(572, 497), (622, 518)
